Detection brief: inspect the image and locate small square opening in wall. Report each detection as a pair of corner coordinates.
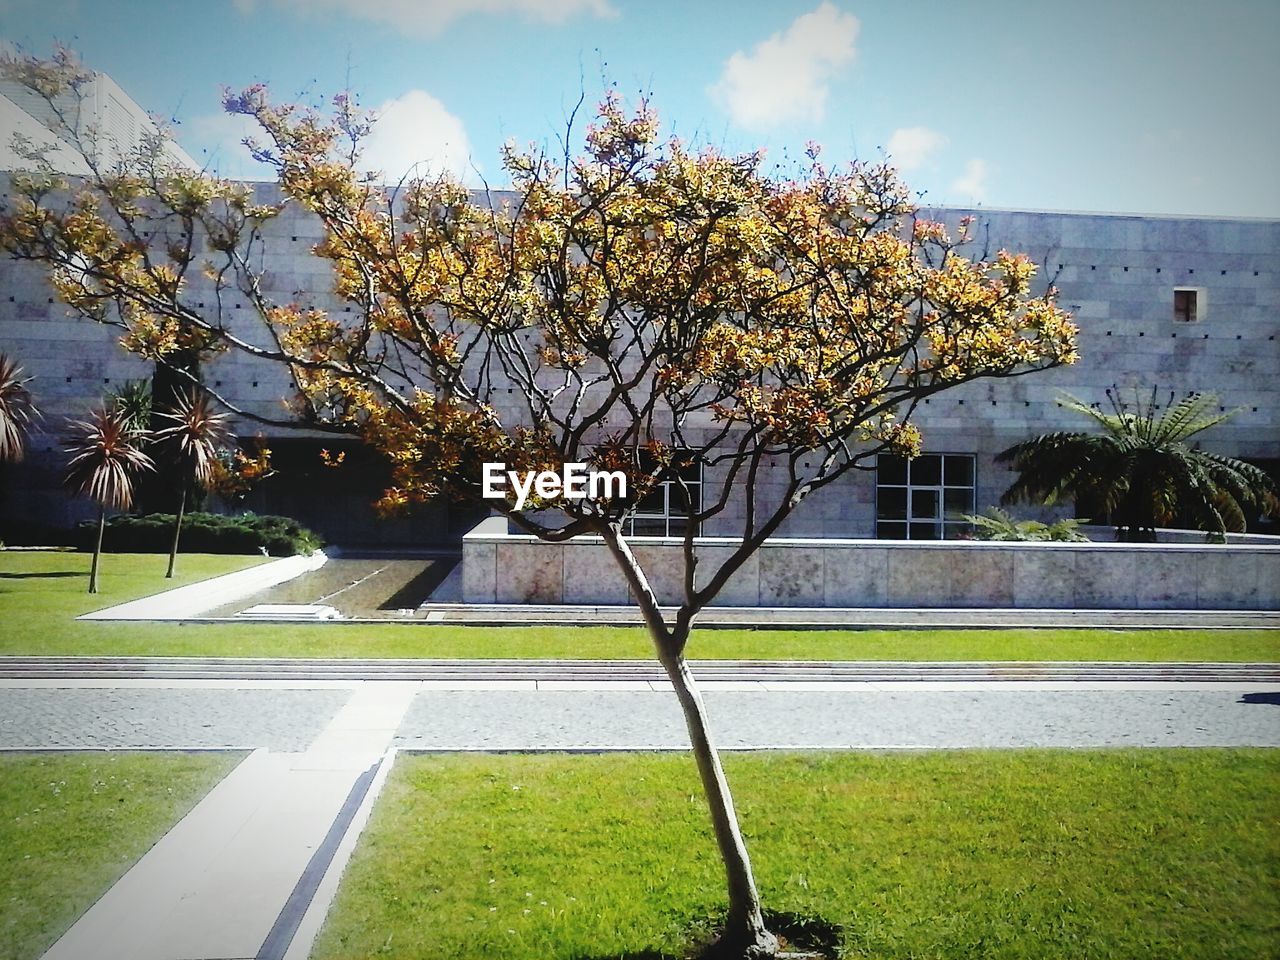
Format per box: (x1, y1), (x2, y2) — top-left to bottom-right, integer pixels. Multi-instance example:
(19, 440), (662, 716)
(1173, 287), (1203, 323)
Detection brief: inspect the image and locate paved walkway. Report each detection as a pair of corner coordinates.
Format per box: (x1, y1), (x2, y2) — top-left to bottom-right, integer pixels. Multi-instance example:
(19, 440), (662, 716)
(5, 676), (1280, 753)
(6, 668), (1277, 960)
(37, 683), (415, 960)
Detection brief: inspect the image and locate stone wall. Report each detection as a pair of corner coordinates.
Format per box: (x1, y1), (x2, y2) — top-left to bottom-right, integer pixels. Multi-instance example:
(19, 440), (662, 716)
(3, 181), (1276, 543)
(461, 517), (1280, 610)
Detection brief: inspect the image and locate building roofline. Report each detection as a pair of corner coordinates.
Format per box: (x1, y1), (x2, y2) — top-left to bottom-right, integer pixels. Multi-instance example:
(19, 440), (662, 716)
(921, 203), (1280, 224)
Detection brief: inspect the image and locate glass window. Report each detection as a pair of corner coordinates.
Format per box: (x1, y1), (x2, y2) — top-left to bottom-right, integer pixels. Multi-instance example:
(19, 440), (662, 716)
(911, 456), (942, 486)
(944, 455), (974, 486)
(876, 453), (976, 540)
(911, 488), (940, 518)
(1173, 288), (1200, 323)
(625, 452), (703, 538)
(878, 455), (907, 485)
(877, 487), (907, 520)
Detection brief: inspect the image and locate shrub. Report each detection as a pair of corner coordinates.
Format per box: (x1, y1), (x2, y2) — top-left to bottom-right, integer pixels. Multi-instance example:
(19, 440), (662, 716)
(963, 507), (1090, 542)
(74, 511), (322, 556)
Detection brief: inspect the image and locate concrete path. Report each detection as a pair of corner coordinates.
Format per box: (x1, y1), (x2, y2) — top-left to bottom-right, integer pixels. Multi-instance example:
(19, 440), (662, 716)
(6, 671), (1276, 960)
(38, 683), (417, 960)
(5, 674), (1279, 753)
(77, 552), (329, 621)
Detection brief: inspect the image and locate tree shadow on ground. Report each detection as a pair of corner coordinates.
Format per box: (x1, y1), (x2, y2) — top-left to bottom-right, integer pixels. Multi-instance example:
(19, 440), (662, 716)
(1239, 692), (1280, 706)
(0, 571), (80, 579)
(574, 911), (842, 960)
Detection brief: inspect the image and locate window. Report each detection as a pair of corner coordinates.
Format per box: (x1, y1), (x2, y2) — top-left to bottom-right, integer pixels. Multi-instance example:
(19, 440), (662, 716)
(1173, 287), (1202, 323)
(625, 454), (703, 537)
(876, 453), (975, 539)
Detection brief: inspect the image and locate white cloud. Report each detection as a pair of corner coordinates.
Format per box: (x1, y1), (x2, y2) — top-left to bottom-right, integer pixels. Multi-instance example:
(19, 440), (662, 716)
(237, 0), (614, 35)
(182, 109), (275, 180)
(885, 126), (946, 172)
(181, 89), (473, 184)
(710, 3), (859, 130)
(360, 89), (473, 182)
(949, 158), (988, 202)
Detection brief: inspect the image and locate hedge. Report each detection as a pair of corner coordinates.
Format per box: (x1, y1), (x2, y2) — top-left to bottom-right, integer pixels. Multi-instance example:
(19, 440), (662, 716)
(74, 512), (323, 557)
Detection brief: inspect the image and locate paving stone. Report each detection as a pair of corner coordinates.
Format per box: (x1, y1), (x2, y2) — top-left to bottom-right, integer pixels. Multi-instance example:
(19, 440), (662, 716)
(0, 688), (349, 750)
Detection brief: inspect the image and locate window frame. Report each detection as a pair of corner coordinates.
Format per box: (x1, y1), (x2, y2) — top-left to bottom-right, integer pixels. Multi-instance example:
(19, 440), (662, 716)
(1173, 286), (1205, 323)
(624, 454), (704, 538)
(875, 452), (976, 540)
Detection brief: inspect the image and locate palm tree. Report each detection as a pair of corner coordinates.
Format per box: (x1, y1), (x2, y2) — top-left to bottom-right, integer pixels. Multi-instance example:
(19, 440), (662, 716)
(0, 354), (40, 463)
(154, 390), (232, 578)
(998, 388), (1277, 541)
(64, 408), (154, 592)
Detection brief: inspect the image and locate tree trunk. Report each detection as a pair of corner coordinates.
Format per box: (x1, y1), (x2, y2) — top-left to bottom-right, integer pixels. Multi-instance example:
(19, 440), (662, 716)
(600, 526), (777, 958)
(166, 487), (186, 579)
(89, 507), (105, 594)
(660, 651), (778, 959)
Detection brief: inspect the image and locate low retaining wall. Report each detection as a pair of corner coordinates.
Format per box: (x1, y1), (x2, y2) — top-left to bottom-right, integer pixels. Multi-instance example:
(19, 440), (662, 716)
(461, 518), (1279, 610)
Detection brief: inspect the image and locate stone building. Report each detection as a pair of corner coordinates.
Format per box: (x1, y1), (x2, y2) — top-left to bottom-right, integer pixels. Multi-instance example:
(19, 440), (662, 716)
(1, 72), (1277, 546)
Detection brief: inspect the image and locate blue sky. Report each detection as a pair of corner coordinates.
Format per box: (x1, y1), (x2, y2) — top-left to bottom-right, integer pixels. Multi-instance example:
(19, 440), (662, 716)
(2, 0), (1277, 216)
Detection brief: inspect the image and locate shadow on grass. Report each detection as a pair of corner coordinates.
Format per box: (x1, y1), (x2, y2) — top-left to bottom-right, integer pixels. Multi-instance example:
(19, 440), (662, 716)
(0, 571), (81, 579)
(576, 910), (842, 960)
(1239, 692), (1280, 706)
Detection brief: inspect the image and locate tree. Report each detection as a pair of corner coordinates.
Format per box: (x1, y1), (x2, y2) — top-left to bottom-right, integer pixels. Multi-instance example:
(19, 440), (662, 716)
(0, 51), (1078, 956)
(63, 406), (154, 592)
(154, 389), (233, 577)
(0, 353), (39, 463)
(998, 389), (1276, 542)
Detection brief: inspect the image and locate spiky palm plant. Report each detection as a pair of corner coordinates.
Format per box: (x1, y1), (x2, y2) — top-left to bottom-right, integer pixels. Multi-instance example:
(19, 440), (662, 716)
(154, 390), (232, 578)
(64, 408), (154, 592)
(998, 389), (1276, 541)
(0, 354), (40, 463)
(107, 379), (153, 435)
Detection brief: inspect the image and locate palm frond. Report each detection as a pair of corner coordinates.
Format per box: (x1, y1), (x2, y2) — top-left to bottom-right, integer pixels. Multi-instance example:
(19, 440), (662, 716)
(0, 354), (41, 463)
(1054, 392), (1129, 436)
(154, 390), (234, 490)
(63, 407), (154, 511)
(1150, 392), (1238, 444)
(998, 432), (1123, 507)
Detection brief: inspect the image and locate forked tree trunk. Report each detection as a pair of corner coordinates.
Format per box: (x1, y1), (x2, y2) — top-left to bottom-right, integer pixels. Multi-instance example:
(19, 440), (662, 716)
(601, 527), (778, 959)
(166, 488), (186, 579)
(89, 507), (105, 594)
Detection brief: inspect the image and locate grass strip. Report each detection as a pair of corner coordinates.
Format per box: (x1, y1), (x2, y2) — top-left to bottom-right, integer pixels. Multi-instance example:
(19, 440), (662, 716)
(0, 751), (242, 960)
(2, 551), (1275, 661)
(313, 749), (1280, 959)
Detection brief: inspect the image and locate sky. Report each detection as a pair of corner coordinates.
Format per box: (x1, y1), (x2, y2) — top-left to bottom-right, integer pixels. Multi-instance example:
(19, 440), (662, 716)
(1, 0), (1277, 217)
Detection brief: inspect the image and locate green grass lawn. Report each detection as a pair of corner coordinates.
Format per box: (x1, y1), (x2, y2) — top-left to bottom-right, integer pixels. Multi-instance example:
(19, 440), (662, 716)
(0, 550), (267, 620)
(1, 550), (1276, 661)
(0, 751), (242, 960)
(312, 750), (1280, 960)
